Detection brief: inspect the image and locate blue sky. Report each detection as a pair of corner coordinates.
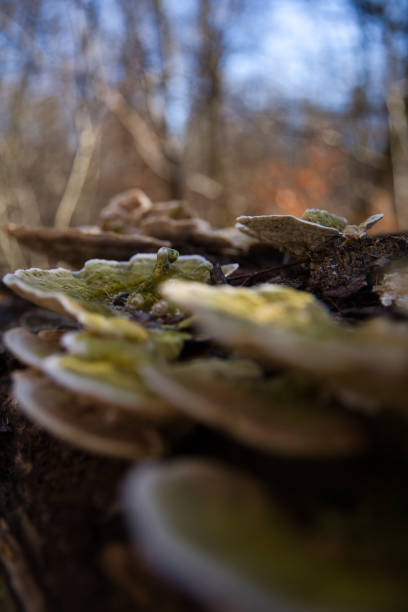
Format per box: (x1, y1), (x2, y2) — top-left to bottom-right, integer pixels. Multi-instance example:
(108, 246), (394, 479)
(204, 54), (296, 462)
(159, 0), (386, 131)
(143, 0), (383, 132)
(1, 0), (387, 132)
(226, 0), (384, 109)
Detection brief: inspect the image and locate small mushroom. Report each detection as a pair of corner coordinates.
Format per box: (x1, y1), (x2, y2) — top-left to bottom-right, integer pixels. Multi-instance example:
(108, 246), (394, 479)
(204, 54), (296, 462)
(4, 327), (64, 369)
(63, 328), (189, 363)
(99, 188), (154, 232)
(40, 352), (178, 424)
(141, 360), (366, 456)
(343, 213), (385, 239)
(13, 369), (164, 459)
(99, 191), (238, 251)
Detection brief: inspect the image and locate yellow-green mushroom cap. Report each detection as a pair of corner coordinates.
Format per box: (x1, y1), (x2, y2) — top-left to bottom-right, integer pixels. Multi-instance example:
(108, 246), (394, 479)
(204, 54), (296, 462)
(122, 460), (408, 612)
(2, 249), (215, 337)
(13, 370), (165, 460)
(141, 360), (366, 457)
(161, 280), (408, 410)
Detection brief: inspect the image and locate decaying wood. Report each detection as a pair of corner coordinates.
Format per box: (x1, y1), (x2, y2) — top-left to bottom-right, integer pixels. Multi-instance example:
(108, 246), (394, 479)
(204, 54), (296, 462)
(2, 225), (168, 268)
(2, 226), (408, 611)
(0, 289), (196, 612)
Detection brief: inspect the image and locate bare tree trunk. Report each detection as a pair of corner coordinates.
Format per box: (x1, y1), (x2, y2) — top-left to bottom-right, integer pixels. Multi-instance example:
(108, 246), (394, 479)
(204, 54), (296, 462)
(197, 0), (223, 184)
(387, 80), (408, 229)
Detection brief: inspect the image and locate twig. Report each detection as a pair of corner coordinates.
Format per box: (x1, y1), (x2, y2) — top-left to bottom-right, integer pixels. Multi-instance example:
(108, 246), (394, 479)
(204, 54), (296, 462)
(99, 86), (222, 200)
(98, 87), (172, 182)
(0, 518), (46, 612)
(54, 116), (99, 229)
(230, 260), (306, 283)
(324, 297), (344, 314)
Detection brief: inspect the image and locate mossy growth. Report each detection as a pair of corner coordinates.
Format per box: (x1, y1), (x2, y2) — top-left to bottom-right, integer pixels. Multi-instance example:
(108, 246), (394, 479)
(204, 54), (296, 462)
(125, 247), (211, 312)
(4, 248), (212, 304)
(302, 208), (348, 231)
(3, 248), (215, 334)
(62, 328), (189, 365)
(43, 353), (175, 422)
(161, 280), (408, 410)
(162, 280), (334, 336)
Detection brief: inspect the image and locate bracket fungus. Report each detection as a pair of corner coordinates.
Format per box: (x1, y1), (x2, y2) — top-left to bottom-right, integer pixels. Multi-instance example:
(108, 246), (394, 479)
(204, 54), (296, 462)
(122, 460), (408, 612)
(236, 209), (384, 256)
(3, 190), (243, 270)
(4, 327), (183, 424)
(4, 327), (64, 369)
(13, 370), (165, 460)
(3, 198), (408, 610)
(4, 325), (190, 458)
(141, 361), (366, 456)
(40, 354), (175, 421)
(4, 326), (171, 458)
(3, 248), (218, 336)
(235, 209), (396, 298)
(99, 190), (238, 252)
(161, 280), (408, 409)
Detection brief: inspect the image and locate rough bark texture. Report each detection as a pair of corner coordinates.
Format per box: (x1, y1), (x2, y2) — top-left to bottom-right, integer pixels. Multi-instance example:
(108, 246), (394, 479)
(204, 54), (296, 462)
(0, 288), (199, 612)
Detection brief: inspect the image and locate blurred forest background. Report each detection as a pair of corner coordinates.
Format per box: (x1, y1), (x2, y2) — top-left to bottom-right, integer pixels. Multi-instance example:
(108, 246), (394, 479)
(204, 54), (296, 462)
(1, 0), (408, 270)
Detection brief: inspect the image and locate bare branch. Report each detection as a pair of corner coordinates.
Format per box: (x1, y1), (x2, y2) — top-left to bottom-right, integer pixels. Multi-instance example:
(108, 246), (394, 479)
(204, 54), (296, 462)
(54, 116), (100, 229)
(98, 86), (173, 181)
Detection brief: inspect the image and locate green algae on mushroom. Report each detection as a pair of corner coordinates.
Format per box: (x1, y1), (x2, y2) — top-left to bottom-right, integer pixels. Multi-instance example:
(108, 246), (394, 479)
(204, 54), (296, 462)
(40, 353), (177, 423)
(141, 360), (366, 456)
(123, 247), (212, 312)
(301, 208), (348, 231)
(58, 297), (148, 339)
(302, 209), (384, 238)
(3, 247), (213, 306)
(4, 326), (188, 423)
(161, 280), (334, 341)
(12, 369), (165, 460)
(122, 460), (408, 612)
(3, 248), (216, 336)
(161, 280), (408, 410)
(62, 328), (189, 364)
